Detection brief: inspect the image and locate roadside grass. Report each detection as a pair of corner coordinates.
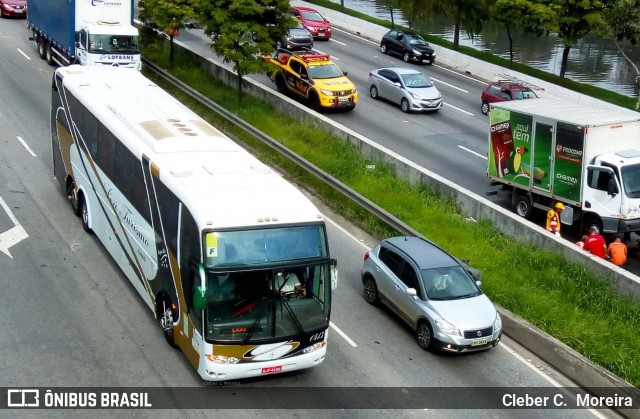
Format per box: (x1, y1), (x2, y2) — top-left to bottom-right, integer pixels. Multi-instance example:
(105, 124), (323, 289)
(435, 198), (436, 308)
(306, 0), (638, 110)
(141, 42), (640, 386)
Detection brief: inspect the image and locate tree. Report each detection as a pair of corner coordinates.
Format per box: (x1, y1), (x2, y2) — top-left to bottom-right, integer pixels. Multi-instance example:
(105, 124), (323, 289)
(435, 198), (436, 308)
(545, 0), (609, 82)
(138, 0), (196, 67)
(197, 0), (294, 105)
(603, 0), (640, 108)
(427, 0), (491, 50)
(398, 0), (434, 29)
(492, 0), (556, 68)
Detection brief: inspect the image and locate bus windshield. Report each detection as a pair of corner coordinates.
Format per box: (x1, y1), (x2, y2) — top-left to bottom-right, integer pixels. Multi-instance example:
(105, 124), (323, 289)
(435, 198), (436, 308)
(204, 224), (328, 268)
(202, 264), (331, 343)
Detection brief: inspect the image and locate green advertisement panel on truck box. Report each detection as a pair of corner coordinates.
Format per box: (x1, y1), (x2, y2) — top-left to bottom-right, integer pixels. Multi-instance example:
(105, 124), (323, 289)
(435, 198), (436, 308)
(488, 106), (583, 203)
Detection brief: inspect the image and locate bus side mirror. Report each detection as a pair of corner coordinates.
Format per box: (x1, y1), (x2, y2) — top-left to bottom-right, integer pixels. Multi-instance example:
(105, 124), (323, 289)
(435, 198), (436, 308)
(194, 285), (207, 310)
(330, 258), (338, 290)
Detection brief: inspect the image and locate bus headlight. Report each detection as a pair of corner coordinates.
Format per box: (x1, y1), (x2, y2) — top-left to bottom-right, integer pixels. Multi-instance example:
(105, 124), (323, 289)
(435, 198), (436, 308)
(302, 341), (326, 354)
(206, 354), (240, 364)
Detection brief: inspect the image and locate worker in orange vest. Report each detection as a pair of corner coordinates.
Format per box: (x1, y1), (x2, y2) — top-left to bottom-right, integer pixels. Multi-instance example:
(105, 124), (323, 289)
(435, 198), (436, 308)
(546, 202), (564, 237)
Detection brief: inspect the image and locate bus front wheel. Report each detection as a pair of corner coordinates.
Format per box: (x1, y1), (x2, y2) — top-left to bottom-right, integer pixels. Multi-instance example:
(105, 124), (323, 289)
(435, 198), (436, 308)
(81, 197), (93, 234)
(159, 299), (178, 348)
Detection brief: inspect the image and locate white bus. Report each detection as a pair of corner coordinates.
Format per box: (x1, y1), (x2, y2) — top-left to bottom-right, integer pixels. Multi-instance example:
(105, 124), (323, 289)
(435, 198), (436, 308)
(51, 65), (338, 381)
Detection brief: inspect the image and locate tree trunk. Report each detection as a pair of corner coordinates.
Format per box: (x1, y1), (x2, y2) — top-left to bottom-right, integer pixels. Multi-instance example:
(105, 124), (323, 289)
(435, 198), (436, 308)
(169, 35), (175, 67)
(453, 18), (460, 50)
(506, 25), (513, 69)
(237, 72), (244, 106)
(559, 45), (570, 84)
(390, 7), (394, 29)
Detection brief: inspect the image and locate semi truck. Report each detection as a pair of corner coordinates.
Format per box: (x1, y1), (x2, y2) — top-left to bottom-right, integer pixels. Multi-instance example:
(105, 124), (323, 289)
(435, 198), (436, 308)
(27, 0), (141, 70)
(487, 98), (640, 236)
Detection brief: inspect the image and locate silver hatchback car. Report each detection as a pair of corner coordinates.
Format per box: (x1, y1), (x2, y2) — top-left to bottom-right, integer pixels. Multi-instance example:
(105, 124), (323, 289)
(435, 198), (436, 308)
(361, 236), (502, 352)
(368, 67), (443, 113)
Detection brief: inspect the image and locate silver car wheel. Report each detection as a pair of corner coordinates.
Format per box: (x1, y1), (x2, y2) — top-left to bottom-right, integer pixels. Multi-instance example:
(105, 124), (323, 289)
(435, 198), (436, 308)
(481, 102), (489, 115)
(401, 98), (410, 113)
(403, 52), (410, 62)
(417, 321), (433, 350)
(363, 277), (379, 304)
(370, 85), (379, 99)
(380, 44), (387, 54)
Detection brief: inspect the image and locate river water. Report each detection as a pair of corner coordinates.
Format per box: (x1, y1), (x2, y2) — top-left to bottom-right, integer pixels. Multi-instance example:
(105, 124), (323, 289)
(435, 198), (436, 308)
(329, 0), (640, 98)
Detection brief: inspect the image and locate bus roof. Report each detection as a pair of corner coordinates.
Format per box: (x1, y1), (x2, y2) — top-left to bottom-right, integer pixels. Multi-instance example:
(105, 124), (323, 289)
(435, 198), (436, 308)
(55, 65), (324, 230)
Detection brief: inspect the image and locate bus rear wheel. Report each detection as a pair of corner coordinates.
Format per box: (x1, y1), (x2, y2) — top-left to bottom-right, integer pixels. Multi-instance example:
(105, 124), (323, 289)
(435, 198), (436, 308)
(159, 299), (178, 348)
(81, 197), (93, 234)
(68, 183), (82, 217)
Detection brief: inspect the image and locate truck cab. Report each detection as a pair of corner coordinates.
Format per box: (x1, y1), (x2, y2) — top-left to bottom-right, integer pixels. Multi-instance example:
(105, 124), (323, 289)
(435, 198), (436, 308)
(585, 150), (640, 234)
(75, 22), (140, 70)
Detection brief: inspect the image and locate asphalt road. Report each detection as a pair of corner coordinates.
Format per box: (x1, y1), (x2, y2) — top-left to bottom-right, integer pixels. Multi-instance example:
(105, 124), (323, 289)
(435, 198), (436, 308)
(0, 17), (623, 418)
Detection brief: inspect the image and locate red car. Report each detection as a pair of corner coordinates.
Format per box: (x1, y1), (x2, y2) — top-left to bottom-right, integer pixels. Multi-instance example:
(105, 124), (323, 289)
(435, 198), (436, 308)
(480, 80), (538, 115)
(0, 0), (27, 18)
(291, 6), (331, 40)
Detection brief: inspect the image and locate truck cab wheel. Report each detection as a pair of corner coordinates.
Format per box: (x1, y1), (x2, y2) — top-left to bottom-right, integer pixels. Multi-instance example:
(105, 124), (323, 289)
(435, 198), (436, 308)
(582, 216), (603, 236)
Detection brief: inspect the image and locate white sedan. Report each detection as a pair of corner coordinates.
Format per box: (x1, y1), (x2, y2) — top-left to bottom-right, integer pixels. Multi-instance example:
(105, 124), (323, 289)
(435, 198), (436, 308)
(368, 67), (443, 113)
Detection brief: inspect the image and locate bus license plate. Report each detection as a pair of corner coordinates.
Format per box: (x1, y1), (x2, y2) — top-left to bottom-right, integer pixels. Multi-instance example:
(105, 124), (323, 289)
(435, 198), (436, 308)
(262, 366), (282, 374)
(471, 338), (487, 346)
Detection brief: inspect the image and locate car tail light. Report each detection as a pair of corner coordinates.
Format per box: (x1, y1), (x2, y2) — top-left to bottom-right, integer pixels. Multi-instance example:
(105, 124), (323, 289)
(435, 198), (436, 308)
(364, 251), (370, 261)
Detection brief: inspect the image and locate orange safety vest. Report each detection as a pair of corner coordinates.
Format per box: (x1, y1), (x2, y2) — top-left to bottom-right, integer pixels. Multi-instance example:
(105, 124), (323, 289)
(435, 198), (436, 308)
(546, 210), (560, 233)
(608, 242), (627, 266)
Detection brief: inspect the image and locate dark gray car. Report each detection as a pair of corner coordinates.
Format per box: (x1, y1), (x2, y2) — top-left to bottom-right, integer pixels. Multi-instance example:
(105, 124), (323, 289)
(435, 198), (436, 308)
(380, 29), (436, 64)
(361, 236), (502, 352)
(278, 23), (314, 51)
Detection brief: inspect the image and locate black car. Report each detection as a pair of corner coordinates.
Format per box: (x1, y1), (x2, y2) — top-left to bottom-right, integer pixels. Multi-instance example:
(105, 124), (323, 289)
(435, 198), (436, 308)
(277, 22), (314, 51)
(380, 29), (436, 65)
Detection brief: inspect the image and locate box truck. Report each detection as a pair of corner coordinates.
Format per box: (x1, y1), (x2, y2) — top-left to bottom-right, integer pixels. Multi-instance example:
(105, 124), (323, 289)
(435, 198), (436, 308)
(487, 98), (640, 236)
(27, 0), (141, 70)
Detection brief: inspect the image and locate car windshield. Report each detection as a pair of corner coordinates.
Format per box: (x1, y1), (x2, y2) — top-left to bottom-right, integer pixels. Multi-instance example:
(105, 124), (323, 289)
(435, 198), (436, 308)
(406, 35), (428, 46)
(202, 264), (331, 343)
(301, 10), (324, 22)
(514, 89), (537, 99)
(421, 266), (481, 301)
(401, 73), (432, 88)
(308, 63), (343, 79)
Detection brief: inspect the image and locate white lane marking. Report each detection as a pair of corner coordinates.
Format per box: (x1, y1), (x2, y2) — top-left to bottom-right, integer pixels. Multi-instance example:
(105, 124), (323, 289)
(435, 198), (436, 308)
(17, 48), (31, 60)
(329, 38), (347, 46)
(17, 136), (37, 157)
(443, 102), (474, 116)
(324, 215), (371, 250)
(313, 48), (340, 60)
(501, 342), (607, 419)
(430, 77), (468, 93)
(458, 145), (486, 159)
(0, 196), (30, 259)
(330, 321), (358, 347)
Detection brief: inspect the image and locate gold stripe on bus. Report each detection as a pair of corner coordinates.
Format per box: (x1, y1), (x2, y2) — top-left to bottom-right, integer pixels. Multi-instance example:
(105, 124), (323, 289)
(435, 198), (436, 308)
(167, 248), (200, 369)
(56, 122), (74, 178)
